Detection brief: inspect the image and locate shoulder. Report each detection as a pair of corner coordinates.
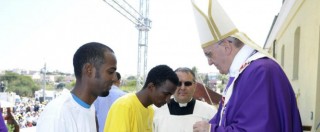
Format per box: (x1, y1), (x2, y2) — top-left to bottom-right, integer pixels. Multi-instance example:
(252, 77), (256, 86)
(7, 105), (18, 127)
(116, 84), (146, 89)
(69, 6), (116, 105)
(235, 57), (291, 95)
(41, 93), (72, 113)
(153, 104), (168, 122)
(195, 100), (216, 110)
(111, 88), (127, 96)
(154, 103), (168, 114)
(41, 93), (84, 115)
(193, 100), (217, 118)
(242, 57), (285, 78)
(248, 57), (280, 71)
(93, 96), (106, 110)
(107, 93), (140, 119)
(111, 93), (135, 108)
(37, 94), (74, 128)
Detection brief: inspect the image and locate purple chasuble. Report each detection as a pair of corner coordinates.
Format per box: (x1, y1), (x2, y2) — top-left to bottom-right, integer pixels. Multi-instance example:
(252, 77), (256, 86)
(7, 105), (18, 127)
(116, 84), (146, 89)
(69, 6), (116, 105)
(226, 77), (235, 88)
(0, 109), (8, 132)
(209, 58), (302, 132)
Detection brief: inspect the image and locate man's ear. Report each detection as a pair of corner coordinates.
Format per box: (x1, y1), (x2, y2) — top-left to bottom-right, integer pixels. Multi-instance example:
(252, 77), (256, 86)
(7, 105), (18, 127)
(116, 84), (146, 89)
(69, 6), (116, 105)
(84, 63), (94, 77)
(223, 40), (233, 55)
(147, 82), (155, 91)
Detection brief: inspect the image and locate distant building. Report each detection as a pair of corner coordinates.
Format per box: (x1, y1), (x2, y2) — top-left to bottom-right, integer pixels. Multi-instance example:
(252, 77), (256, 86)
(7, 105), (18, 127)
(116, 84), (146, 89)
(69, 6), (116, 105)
(0, 70), (5, 75)
(265, 0), (320, 130)
(207, 72), (219, 90)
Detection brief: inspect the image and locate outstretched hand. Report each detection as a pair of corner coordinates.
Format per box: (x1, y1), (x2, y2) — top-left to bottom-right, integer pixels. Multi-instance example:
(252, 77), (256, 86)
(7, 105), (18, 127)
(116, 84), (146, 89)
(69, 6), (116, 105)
(193, 120), (210, 132)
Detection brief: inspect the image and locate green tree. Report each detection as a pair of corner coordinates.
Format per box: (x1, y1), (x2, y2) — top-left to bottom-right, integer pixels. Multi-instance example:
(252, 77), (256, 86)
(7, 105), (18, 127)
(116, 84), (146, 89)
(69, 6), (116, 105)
(217, 74), (229, 93)
(56, 83), (65, 90)
(66, 80), (76, 90)
(217, 74), (228, 85)
(127, 76), (136, 80)
(192, 66), (204, 83)
(121, 79), (136, 92)
(55, 76), (65, 83)
(0, 71), (40, 97)
(192, 66), (198, 75)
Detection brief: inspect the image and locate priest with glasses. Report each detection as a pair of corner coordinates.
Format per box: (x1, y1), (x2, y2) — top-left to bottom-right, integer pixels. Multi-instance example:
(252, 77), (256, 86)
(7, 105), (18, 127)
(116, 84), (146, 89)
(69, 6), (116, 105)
(153, 67), (217, 132)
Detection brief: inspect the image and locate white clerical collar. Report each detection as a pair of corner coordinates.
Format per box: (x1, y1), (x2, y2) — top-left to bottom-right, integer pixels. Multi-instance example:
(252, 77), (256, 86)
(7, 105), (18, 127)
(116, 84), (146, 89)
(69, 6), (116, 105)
(228, 45), (255, 77)
(174, 97), (193, 107)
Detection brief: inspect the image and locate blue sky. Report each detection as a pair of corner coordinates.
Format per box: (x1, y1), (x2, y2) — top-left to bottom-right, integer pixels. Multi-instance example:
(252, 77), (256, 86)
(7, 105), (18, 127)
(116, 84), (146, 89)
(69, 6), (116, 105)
(0, 0), (281, 76)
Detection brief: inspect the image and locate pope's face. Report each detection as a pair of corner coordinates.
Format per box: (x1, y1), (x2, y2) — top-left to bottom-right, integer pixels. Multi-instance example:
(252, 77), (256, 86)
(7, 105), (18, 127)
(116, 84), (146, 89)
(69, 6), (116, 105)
(203, 40), (229, 74)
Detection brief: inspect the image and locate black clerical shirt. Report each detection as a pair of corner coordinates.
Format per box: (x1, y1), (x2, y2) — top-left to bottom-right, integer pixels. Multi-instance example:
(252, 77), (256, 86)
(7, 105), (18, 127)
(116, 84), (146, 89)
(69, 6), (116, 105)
(167, 98), (196, 115)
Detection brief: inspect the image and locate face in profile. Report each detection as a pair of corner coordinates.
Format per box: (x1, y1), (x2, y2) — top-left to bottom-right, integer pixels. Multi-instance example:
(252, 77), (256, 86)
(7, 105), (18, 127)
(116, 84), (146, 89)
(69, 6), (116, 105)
(203, 41), (228, 74)
(94, 52), (117, 97)
(174, 71), (196, 103)
(151, 80), (177, 107)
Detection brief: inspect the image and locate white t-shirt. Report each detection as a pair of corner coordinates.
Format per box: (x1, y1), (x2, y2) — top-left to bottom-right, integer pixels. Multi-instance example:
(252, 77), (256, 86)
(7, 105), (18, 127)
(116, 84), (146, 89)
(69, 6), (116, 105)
(36, 93), (96, 132)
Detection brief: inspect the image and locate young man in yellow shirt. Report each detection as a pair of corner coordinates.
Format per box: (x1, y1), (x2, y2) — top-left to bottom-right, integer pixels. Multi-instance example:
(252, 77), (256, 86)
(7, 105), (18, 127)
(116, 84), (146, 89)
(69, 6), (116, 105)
(104, 65), (179, 132)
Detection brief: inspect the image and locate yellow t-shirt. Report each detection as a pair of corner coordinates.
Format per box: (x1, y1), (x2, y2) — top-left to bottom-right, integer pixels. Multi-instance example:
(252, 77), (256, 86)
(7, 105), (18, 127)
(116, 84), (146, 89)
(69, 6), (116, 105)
(104, 93), (154, 132)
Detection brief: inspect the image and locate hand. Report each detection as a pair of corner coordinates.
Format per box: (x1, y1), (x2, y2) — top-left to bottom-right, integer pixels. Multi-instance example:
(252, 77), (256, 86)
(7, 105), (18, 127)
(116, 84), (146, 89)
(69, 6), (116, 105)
(193, 121), (210, 132)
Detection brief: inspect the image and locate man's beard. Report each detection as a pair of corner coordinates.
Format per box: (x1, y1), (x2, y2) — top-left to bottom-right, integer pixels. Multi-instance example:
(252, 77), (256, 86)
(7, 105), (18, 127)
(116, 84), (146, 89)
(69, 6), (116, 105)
(95, 71), (110, 97)
(99, 91), (110, 97)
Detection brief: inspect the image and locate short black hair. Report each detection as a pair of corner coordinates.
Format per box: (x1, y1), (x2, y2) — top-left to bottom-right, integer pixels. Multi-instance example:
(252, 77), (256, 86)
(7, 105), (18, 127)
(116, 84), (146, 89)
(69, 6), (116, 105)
(115, 72), (121, 80)
(142, 65), (179, 89)
(174, 67), (196, 82)
(73, 42), (114, 79)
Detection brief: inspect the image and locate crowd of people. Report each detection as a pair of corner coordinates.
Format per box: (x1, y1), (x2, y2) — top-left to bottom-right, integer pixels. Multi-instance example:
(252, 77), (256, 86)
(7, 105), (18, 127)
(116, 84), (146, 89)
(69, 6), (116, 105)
(1, 97), (46, 131)
(1, 0), (303, 131)
(12, 99), (43, 128)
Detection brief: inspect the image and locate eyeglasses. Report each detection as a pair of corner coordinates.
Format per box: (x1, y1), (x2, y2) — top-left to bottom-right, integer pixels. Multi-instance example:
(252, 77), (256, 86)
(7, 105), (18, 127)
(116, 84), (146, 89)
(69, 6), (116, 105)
(178, 81), (194, 87)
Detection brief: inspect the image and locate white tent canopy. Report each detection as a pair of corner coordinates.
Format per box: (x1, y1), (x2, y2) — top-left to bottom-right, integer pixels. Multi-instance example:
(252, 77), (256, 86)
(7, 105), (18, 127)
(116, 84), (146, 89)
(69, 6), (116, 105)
(0, 100), (14, 108)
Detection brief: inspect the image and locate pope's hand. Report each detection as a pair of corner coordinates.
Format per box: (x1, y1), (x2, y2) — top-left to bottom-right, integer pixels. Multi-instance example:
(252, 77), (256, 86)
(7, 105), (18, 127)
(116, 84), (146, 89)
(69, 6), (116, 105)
(193, 121), (210, 132)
